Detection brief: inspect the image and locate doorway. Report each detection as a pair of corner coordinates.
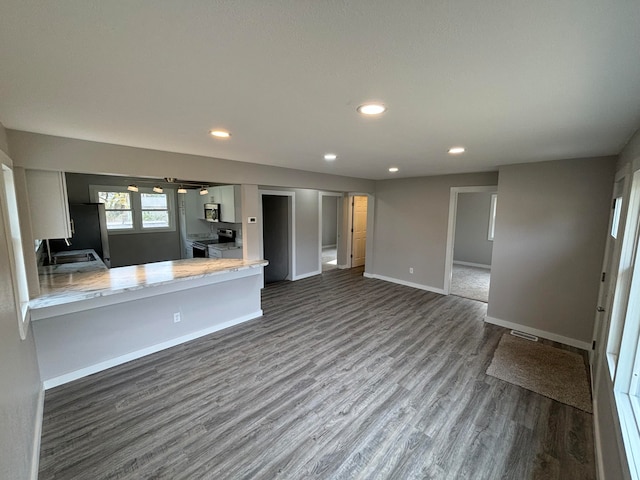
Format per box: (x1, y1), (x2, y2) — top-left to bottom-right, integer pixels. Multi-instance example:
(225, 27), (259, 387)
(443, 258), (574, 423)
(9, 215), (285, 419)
(260, 192), (294, 283)
(445, 186), (498, 302)
(319, 193), (342, 272)
(351, 195), (368, 268)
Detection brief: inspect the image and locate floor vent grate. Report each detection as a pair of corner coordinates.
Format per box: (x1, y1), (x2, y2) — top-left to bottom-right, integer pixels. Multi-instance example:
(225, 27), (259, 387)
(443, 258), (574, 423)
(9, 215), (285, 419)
(510, 330), (539, 342)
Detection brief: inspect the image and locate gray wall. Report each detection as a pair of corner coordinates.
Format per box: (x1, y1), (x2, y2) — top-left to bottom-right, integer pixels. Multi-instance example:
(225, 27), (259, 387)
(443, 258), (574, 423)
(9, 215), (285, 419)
(0, 124), (42, 479)
(370, 172), (499, 290)
(454, 192), (495, 266)
(7, 130), (374, 194)
(487, 156), (615, 343)
(322, 196), (338, 247)
(65, 173), (181, 267)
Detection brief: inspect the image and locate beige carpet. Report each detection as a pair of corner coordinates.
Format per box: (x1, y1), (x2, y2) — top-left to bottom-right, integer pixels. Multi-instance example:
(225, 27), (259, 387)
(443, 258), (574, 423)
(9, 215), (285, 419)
(451, 264), (490, 302)
(486, 334), (592, 413)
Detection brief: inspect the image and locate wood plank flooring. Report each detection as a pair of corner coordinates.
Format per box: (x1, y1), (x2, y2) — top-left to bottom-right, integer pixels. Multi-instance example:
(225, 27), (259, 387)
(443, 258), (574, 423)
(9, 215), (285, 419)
(38, 267), (595, 479)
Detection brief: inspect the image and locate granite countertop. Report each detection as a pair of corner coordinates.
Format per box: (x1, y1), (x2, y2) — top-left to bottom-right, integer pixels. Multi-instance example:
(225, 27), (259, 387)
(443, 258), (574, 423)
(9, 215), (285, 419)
(32, 257), (268, 310)
(207, 243), (241, 251)
(39, 249), (108, 275)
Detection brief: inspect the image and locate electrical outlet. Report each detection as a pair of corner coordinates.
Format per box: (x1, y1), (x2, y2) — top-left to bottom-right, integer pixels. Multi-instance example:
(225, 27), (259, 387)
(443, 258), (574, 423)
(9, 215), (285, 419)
(409, 267), (414, 274)
(248, 216), (257, 223)
(173, 312), (181, 323)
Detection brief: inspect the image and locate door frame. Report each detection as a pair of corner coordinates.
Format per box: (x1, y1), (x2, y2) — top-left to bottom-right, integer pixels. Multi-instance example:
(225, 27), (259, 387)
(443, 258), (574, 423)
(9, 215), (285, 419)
(591, 166), (631, 380)
(444, 185), (498, 295)
(345, 193), (374, 270)
(318, 191), (343, 272)
(258, 190), (296, 281)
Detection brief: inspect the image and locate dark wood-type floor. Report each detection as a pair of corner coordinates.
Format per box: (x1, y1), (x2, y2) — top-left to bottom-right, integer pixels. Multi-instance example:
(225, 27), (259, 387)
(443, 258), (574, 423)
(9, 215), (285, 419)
(39, 267), (595, 479)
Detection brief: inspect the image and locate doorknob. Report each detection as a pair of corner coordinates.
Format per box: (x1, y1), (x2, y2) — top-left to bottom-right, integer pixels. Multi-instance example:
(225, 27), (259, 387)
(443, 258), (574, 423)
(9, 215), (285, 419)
(597, 306), (605, 312)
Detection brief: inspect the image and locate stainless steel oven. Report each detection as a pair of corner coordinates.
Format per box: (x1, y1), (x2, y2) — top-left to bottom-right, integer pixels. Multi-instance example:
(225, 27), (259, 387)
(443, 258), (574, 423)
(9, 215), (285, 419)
(192, 229), (236, 258)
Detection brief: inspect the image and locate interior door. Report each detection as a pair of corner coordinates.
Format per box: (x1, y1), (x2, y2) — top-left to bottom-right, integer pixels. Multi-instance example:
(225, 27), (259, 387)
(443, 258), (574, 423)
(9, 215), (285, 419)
(262, 195), (289, 283)
(351, 195), (368, 267)
(592, 178), (625, 374)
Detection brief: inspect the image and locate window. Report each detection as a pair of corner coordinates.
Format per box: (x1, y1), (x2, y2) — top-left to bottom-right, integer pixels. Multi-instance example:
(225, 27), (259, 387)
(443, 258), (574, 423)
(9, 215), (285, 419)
(1, 163), (30, 340)
(90, 185), (175, 234)
(488, 193), (498, 241)
(97, 190), (133, 230)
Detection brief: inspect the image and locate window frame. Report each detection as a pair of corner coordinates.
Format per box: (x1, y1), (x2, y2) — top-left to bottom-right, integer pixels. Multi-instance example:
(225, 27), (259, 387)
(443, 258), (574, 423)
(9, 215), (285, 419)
(1, 163), (31, 340)
(89, 185), (176, 234)
(488, 193), (498, 241)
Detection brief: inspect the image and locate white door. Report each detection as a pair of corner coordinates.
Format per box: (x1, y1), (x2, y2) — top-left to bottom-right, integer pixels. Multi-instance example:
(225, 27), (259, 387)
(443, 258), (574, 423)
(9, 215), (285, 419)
(592, 178), (625, 373)
(352, 196), (368, 267)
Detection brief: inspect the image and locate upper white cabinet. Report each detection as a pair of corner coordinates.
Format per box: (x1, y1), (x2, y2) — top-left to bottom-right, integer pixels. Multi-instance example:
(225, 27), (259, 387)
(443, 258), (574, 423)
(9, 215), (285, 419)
(25, 169), (72, 240)
(211, 185), (241, 223)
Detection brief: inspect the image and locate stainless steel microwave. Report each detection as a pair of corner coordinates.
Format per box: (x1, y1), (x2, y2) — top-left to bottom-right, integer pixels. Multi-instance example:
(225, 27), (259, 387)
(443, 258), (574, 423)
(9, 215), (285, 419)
(204, 203), (220, 222)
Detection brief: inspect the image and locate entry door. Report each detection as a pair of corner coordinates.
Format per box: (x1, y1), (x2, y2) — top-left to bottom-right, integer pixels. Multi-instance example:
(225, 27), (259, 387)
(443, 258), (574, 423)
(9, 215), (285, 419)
(352, 196), (368, 267)
(592, 178), (625, 372)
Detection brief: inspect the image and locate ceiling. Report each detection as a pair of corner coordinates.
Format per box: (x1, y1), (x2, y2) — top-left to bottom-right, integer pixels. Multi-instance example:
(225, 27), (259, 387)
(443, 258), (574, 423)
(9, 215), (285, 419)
(1, 1), (639, 180)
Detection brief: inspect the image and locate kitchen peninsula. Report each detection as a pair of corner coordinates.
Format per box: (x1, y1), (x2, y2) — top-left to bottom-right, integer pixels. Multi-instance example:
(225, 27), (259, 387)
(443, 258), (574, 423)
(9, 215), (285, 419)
(30, 254), (268, 389)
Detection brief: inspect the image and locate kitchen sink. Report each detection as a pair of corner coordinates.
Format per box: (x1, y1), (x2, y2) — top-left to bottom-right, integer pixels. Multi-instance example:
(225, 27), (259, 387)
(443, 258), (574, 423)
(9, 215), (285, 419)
(52, 252), (97, 264)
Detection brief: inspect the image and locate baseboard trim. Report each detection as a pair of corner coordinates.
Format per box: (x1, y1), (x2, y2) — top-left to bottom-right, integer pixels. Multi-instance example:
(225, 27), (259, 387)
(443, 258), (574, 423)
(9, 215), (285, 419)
(30, 386), (44, 480)
(484, 315), (591, 350)
(43, 310), (263, 390)
(453, 260), (491, 269)
(337, 264), (349, 270)
(293, 270), (321, 281)
(322, 244), (337, 249)
(363, 272), (446, 295)
(592, 399), (606, 480)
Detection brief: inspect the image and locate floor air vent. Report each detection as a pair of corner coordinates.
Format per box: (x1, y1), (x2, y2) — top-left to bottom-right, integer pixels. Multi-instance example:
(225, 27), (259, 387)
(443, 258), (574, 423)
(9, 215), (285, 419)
(510, 330), (539, 342)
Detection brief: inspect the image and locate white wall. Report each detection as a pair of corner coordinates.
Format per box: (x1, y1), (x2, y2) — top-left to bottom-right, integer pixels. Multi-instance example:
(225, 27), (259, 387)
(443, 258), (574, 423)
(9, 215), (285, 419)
(0, 123), (42, 480)
(454, 191), (494, 266)
(487, 156), (616, 346)
(370, 172), (499, 291)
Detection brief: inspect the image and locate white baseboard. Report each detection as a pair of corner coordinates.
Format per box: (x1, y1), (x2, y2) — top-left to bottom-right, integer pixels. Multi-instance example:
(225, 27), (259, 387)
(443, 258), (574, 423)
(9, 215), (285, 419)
(592, 399), (606, 480)
(484, 315), (591, 350)
(453, 260), (491, 269)
(363, 272), (446, 295)
(43, 310), (263, 390)
(293, 270), (321, 281)
(30, 386), (44, 480)
(322, 244), (337, 249)
(337, 264), (349, 270)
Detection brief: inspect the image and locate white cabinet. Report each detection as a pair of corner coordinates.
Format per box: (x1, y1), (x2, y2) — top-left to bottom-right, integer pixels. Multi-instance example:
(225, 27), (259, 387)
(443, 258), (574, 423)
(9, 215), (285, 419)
(25, 170), (72, 240)
(210, 185), (241, 223)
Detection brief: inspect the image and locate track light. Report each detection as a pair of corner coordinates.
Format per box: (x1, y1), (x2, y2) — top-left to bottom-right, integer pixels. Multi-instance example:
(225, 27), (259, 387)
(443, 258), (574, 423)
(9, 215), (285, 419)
(127, 184), (139, 192)
(153, 186), (163, 193)
(177, 186), (187, 194)
(200, 187), (209, 196)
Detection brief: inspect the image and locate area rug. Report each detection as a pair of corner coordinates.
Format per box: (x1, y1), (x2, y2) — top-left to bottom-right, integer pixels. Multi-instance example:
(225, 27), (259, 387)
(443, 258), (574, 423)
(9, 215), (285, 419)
(486, 333), (592, 413)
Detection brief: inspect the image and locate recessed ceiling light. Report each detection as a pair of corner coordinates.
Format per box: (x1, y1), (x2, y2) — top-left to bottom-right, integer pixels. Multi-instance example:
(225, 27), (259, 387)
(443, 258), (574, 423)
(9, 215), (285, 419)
(448, 146), (465, 154)
(357, 103), (386, 115)
(388, 167), (399, 173)
(324, 153), (337, 161)
(210, 130), (231, 138)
